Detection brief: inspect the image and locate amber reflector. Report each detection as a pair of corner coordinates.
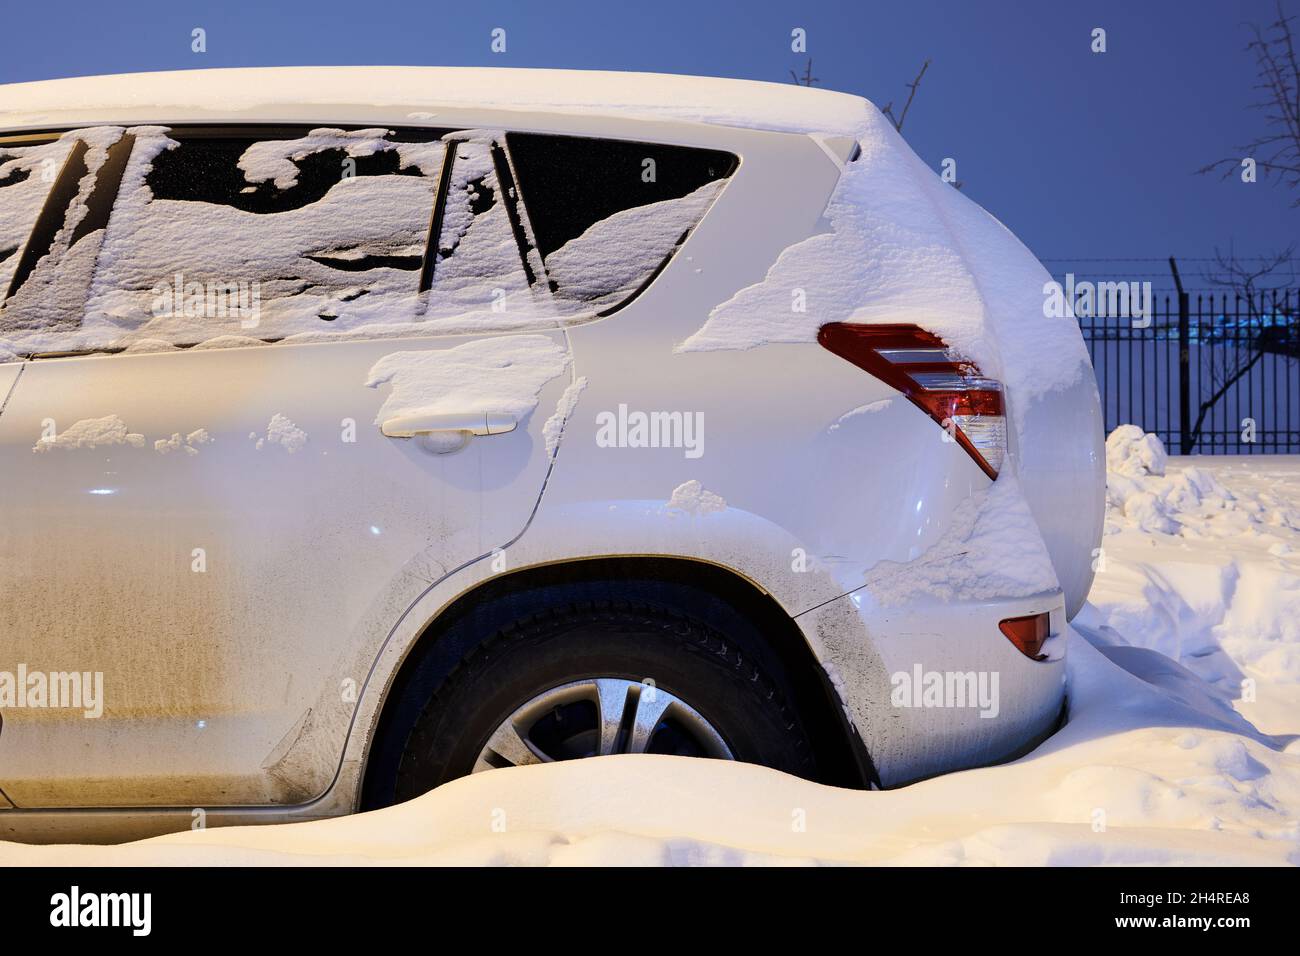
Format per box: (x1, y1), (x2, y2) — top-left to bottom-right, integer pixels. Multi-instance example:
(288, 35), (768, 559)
(999, 612), (1051, 660)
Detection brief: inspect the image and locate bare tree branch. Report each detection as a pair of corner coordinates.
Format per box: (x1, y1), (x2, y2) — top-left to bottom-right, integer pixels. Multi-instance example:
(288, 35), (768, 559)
(789, 58), (819, 87)
(880, 60), (931, 133)
(1198, 1), (1300, 204)
(1204, 245), (1298, 297)
(1188, 245), (1300, 449)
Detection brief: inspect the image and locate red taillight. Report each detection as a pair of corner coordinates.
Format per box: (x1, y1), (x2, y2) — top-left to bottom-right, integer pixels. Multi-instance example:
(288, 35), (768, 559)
(999, 612), (1051, 660)
(817, 322), (1007, 479)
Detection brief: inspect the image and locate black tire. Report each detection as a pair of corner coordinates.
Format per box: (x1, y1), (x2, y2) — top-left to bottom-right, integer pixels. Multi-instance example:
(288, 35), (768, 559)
(392, 596), (817, 802)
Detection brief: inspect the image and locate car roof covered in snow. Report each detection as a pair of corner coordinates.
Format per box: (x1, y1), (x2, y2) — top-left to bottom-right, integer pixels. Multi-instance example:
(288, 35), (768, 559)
(0, 66), (874, 137)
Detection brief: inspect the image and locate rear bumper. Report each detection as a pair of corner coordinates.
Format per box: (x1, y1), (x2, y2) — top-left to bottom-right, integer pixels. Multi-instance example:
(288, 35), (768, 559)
(795, 586), (1067, 787)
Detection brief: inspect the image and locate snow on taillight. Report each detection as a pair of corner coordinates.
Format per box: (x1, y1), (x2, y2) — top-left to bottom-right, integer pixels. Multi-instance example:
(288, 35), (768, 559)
(817, 322), (1007, 479)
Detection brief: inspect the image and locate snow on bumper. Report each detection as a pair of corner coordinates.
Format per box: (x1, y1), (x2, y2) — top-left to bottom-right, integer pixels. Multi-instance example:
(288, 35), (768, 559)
(796, 586), (1068, 787)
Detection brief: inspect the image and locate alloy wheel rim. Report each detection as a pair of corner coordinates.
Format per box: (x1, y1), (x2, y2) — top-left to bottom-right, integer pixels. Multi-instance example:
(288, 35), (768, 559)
(472, 677), (734, 773)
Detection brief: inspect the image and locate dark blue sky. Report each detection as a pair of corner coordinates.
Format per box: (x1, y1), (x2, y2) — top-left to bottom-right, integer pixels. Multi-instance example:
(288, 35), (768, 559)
(2, 0), (1294, 288)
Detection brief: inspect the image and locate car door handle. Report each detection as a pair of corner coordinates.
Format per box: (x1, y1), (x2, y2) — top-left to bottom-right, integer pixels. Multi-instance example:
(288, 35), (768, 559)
(380, 411), (518, 439)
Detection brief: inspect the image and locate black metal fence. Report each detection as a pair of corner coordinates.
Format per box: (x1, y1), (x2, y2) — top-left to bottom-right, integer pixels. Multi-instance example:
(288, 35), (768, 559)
(1077, 288), (1299, 454)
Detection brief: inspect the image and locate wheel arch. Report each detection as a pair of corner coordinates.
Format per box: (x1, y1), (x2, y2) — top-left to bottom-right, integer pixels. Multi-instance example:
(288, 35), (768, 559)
(359, 555), (875, 809)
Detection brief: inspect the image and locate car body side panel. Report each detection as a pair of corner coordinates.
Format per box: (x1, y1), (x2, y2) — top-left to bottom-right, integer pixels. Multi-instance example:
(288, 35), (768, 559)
(1010, 371), (1106, 619)
(0, 334), (570, 808)
(0, 359), (23, 814)
(527, 121), (991, 606)
(0, 361), (22, 407)
(796, 587), (1067, 787)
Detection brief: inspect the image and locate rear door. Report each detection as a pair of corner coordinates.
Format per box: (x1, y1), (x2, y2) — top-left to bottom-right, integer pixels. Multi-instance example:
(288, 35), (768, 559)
(0, 125), (573, 808)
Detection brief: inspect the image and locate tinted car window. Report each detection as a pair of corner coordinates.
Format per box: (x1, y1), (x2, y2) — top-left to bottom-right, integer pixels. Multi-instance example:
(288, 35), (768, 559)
(506, 133), (735, 311)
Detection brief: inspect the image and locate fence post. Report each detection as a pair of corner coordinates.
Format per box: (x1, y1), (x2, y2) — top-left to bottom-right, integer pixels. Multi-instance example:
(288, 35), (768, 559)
(1169, 257), (1192, 453)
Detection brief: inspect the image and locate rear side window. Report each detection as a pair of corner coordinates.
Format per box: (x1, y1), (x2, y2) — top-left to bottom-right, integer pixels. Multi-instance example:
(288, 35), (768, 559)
(506, 133), (736, 312)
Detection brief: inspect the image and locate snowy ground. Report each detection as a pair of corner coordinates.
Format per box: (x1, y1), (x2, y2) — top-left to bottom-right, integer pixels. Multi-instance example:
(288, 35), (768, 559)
(4, 434), (1299, 866)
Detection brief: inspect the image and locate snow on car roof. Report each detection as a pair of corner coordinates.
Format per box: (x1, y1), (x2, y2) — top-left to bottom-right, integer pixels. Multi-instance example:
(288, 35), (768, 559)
(0, 66), (874, 136)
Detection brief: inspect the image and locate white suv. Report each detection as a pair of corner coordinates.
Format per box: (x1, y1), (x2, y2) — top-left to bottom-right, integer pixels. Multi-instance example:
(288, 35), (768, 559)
(0, 67), (1104, 842)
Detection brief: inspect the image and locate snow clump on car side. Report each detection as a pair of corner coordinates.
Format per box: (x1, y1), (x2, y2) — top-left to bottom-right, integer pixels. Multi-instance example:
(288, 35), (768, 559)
(31, 414), (145, 453)
(666, 479), (726, 516)
(252, 413), (308, 453)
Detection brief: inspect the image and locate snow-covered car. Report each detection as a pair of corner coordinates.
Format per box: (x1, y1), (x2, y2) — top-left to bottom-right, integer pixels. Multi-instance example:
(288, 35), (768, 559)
(0, 67), (1104, 842)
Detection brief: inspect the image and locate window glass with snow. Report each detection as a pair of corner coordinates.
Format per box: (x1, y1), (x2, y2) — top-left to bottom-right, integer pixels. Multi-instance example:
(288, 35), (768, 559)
(422, 137), (544, 324)
(1, 135), (79, 294)
(0, 126), (463, 354)
(504, 133), (736, 313)
(0, 127), (735, 356)
(0, 130), (114, 351)
(84, 126), (449, 350)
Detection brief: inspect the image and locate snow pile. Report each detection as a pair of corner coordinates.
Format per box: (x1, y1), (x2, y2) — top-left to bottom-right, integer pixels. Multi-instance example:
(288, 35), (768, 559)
(1105, 423), (1169, 478)
(33, 416), (215, 456)
(121, 338), (178, 354)
(666, 479), (727, 516)
(191, 335), (265, 352)
(542, 376), (588, 459)
(32, 414), (144, 453)
(1086, 437), (1300, 735)
(252, 414), (307, 454)
(1104, 425), (1300, 538)
(5, 443), (1299, 866)
(154, 428), (212, 456)
(365, 335), (569, 426)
